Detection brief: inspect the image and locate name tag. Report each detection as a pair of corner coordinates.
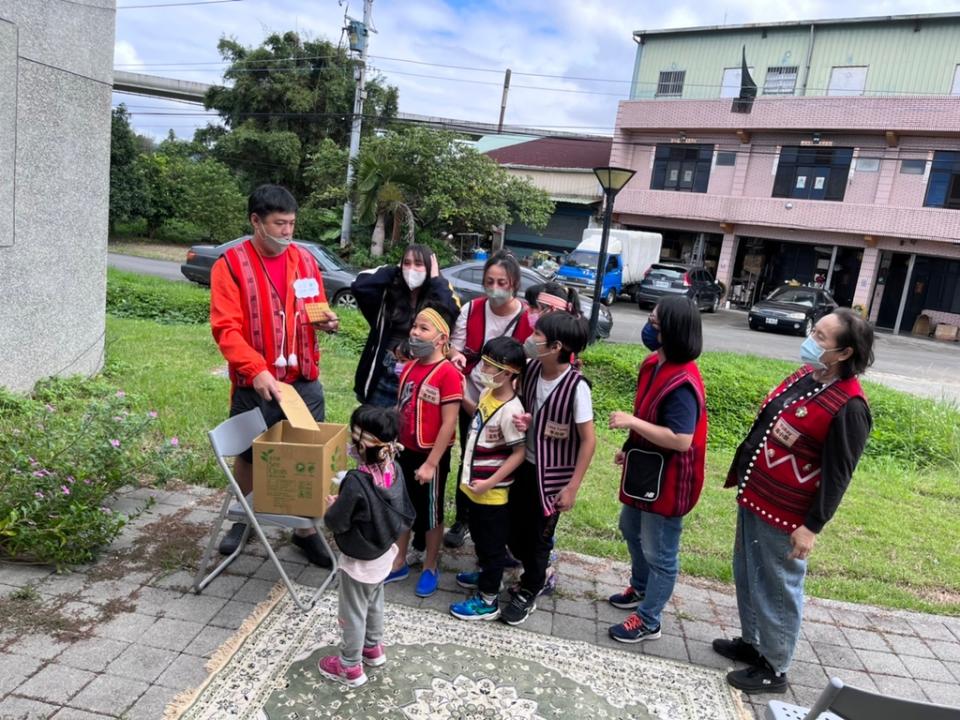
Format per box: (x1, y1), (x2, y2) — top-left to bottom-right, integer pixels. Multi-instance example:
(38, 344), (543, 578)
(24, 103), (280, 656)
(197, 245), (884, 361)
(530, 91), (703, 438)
(293, 278), (320, 299)
(419, 384), (441, 405)
(772, 418), (801, 448)
(485, 425), (503, 443)
(544, 420), (569, 440)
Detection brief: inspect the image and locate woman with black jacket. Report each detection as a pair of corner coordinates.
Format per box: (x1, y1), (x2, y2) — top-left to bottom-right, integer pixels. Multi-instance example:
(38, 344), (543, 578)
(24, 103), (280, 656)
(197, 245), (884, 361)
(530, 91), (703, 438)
(352, 244), (460, 406)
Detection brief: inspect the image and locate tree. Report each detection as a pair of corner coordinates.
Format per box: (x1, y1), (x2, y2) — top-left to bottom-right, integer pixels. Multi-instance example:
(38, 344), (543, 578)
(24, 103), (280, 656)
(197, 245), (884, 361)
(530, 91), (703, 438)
(109, 105), (147, 234)
(345, 127), (554, 257)
(171, 159), (246, 242)
(203, 31), (398, 195)
(134, 153), (182, 239)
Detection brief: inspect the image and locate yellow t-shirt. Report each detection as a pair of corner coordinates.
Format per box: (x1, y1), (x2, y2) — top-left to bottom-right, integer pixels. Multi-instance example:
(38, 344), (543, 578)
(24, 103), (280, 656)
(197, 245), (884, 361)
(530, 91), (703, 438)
(460, 390), (526, 506)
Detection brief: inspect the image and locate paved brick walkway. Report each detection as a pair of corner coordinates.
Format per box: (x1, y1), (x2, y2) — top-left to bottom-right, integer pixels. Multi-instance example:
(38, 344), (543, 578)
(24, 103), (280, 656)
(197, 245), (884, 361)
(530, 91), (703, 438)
(1, 486), (959, 719)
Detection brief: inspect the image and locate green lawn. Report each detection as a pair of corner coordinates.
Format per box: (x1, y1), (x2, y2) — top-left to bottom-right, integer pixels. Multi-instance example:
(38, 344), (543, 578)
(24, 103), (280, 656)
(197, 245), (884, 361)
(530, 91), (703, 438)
(103, 297), (960, 616)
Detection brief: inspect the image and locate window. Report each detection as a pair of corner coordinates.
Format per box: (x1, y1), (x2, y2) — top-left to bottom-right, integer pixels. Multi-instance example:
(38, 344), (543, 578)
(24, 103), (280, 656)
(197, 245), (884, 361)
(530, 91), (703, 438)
(763, 66), (798, 95)
(901, 159), (926, 175)
(855, 157), (880, 172)
(656, 70), (685, 97)
(924, 151), (960, 210)
(772, 146), (854, 201)
(650, 144), (714, 193)
(827, 66), (868, 96)
(953, 64), (960, 95)
(721, 66), (754, 98)
(716, 151), (737, 167)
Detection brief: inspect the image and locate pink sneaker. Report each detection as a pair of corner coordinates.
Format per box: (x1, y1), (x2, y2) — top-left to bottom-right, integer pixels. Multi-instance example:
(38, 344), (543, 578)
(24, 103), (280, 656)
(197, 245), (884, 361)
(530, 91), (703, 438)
(318, 655), (367, 687)
(362, 643), (386, 667)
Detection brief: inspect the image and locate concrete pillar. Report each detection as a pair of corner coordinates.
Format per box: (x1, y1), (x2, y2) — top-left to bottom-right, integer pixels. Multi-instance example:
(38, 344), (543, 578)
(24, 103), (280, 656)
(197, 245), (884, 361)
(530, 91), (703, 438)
(0, 2), (115, 392)
(716, 232), (739, 296)
(852, 245), (880, 311)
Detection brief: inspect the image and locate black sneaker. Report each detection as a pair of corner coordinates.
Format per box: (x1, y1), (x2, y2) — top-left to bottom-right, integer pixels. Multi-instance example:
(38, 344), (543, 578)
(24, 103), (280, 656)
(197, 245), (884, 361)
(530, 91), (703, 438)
(218, 522), (247, 555)
(726, 657), (788, 694)
(500, 589), (537, 625)
(608, 585), (644, 609)
(712, 637), (762, 665)
(292, 532), (333, 568)
(443, 521), (469, 548)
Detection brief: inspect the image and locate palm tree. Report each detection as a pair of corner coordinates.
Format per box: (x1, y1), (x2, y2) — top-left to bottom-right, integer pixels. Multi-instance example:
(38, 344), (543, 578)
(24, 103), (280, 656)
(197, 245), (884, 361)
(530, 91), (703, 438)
(354, 153), (415, 257)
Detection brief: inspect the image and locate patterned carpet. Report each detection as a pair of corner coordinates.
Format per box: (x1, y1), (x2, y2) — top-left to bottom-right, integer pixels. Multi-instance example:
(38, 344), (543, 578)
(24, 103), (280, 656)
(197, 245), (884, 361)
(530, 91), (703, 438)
(167, 585), (747, 720)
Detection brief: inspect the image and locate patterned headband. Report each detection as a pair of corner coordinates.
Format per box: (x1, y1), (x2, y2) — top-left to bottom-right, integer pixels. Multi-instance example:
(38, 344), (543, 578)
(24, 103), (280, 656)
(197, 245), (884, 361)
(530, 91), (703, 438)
(419, 308), (450, 336)
(481, 354), (522, 375)
(538, 293), (568, 311)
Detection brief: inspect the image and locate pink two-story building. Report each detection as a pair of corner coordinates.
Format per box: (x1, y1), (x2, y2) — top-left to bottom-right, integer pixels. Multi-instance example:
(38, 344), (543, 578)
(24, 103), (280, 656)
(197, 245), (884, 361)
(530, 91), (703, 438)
(610, 13), (960, 335)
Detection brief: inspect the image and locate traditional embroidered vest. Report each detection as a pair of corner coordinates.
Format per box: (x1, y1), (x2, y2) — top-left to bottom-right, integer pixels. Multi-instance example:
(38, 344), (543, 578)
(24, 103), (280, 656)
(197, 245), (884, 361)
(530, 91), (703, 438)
(463, 297), (535, 376)
(222, 240), (323, 387)
(522, 360), (586, 516)
(620, 354), (708, 518)
(398, 360), (460, 450)
(727, 366), (866, 531)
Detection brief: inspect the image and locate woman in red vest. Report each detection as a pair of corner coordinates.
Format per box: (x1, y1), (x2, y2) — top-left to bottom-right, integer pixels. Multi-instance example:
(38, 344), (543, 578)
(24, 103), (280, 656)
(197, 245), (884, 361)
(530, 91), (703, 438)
(445, 251), (536, 547)
(713, 308), (873, 695)
(606, 295), (708, 644)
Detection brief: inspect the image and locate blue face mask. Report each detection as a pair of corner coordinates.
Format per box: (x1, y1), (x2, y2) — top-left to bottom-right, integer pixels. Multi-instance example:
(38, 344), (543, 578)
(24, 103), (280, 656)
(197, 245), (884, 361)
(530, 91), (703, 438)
(800, 335), (834, 370)
(641, 321), (662, 352)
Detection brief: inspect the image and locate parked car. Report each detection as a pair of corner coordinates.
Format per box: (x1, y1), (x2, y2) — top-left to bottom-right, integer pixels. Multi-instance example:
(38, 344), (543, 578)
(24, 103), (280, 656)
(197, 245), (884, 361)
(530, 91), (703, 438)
(180, 237), (359, 308)
(443, 260), (613, 339)
(635, 263), (723, 312)
(748, 285), (839, 336)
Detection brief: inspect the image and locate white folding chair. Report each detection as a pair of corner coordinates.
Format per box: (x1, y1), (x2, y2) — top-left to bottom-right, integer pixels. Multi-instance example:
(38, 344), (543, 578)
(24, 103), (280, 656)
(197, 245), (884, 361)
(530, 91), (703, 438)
(767, 676), (960, 720)
(192, 408), (338, 612)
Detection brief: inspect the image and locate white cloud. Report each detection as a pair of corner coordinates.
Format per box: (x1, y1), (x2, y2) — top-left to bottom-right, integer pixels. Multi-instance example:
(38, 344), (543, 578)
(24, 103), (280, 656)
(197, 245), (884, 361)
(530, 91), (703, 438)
(113, 40), (143, 67)
(113, 0), (960, 139)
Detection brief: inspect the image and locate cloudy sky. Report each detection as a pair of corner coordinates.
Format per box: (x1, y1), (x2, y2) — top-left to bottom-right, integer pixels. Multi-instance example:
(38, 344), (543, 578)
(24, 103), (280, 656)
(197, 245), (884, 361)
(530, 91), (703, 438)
(114, 0), (952, 140)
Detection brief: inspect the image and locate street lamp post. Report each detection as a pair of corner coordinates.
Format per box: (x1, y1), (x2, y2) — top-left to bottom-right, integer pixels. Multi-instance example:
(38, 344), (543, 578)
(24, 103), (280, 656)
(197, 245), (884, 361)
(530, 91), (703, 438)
(589, 166), (636, 342)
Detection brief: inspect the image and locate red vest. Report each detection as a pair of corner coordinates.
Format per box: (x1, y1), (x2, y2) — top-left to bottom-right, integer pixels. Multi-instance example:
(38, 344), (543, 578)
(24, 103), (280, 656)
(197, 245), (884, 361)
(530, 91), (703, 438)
(463, 297), (535, 376)
(398, 359), (462, 450)
(619, 354), (708, 517)
(727, 366), (866, 531)
(222, 241), (324, 387)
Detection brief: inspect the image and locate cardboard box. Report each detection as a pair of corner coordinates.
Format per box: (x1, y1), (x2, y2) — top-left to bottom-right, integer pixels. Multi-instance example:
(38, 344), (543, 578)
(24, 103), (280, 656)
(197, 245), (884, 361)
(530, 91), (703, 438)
(252, 383), (348, 516)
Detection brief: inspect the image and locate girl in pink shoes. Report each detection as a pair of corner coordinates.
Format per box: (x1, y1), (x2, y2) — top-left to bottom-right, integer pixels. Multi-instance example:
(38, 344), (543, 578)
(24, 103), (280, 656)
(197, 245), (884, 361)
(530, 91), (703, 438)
(317, 405), (415, 687)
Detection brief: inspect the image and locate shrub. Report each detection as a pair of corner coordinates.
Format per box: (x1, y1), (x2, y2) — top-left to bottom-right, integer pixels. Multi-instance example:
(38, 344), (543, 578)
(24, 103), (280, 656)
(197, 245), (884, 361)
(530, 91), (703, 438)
(0, 377), (184, 568)
(580, 344), (960, 470)
(106, 268), (210, 324)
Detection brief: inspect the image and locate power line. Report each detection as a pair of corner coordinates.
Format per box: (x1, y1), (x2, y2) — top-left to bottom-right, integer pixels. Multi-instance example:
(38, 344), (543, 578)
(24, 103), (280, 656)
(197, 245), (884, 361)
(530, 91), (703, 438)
(118, 0), (243, 8)
(112, 107), (950, 162)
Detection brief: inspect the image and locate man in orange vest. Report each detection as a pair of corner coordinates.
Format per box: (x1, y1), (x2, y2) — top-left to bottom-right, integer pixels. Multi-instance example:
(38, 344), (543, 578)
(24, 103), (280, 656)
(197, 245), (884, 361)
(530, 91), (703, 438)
(210, 185), (340, 566)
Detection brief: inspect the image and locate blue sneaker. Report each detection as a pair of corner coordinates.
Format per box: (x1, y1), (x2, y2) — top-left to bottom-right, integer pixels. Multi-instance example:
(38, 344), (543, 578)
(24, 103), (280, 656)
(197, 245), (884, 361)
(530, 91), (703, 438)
(415, 568), (439, 597)
(608, 614), (661, 643)
(384, 565), (409, 584)
(450, 593), (500, 621)
(456, 571), (480, 589)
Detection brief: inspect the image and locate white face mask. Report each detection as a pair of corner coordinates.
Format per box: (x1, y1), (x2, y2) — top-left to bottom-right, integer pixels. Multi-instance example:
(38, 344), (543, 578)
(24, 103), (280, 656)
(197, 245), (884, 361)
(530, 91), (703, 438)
(403, 268), (427, 289)
(255, 220), (292, 252)
(478, 369), (505, 390)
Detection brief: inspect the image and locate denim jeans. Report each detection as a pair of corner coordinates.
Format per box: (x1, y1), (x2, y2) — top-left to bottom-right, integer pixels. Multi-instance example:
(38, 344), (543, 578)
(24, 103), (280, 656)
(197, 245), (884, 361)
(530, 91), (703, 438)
(733, 505), (806, 674)
(619, 505), (683, 629)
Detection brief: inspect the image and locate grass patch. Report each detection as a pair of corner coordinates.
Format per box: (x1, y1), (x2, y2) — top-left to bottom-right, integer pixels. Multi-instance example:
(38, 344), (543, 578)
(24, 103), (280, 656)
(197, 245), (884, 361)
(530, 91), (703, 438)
(107, 268), (211, 324)
(103, 273), (960, 615)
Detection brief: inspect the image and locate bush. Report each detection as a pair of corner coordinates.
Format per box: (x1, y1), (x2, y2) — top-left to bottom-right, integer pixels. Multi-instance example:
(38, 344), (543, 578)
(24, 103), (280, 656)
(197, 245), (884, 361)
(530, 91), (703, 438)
(106, 268), (210, 324)
(580, 344), (960, 470)
(0, 377), (184, 568)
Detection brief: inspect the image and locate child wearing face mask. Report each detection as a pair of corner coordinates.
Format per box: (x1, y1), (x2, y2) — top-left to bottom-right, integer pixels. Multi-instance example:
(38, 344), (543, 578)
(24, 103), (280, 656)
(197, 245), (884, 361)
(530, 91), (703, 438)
(448, 337), (527, 621)
(318, 405), (416, 688)
(387, 305), (464, 598)
(501, 311), (596, 626)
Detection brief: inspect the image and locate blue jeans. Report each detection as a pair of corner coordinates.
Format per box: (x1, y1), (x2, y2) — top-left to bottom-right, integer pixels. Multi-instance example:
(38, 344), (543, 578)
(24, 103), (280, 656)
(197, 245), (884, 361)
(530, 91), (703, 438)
(619, 505), (683, 629)
(733, 506), (806, 674)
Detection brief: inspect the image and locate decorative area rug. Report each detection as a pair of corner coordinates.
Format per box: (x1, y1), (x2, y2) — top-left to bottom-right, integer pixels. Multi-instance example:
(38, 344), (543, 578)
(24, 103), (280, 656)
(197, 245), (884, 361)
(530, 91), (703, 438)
(167, 585), (747, 720)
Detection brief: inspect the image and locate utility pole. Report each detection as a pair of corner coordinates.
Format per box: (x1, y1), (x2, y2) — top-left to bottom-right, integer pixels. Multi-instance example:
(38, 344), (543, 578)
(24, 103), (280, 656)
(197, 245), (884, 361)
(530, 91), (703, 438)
(340, 0), (373, 248)
(497, 68), (511, 132)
